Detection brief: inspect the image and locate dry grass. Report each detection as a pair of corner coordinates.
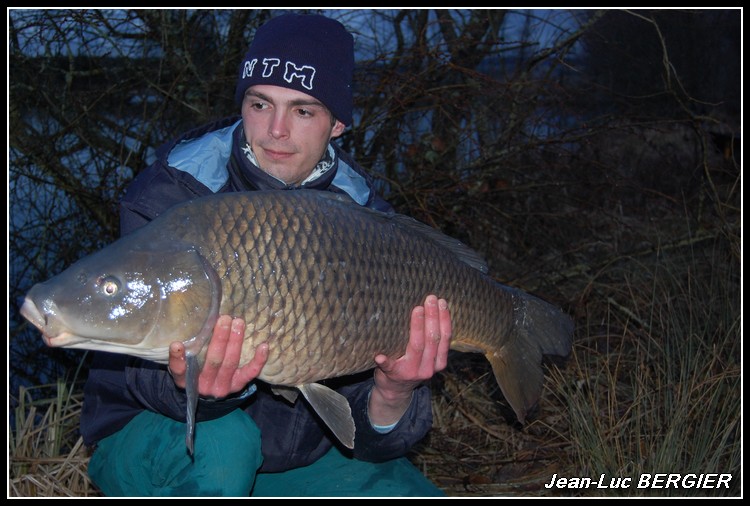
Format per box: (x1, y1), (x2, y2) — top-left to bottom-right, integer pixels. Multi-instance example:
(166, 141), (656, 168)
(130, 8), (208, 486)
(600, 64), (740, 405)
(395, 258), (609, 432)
(9, 382), (99, 497)
(413, 237), (741, 497)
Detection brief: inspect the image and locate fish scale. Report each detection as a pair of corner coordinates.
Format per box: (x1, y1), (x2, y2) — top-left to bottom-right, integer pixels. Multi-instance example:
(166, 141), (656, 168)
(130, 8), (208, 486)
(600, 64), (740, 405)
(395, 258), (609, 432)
(237, 192), (508, 385)
(21, 189), (574, 451)
(202, 194), (420, 385)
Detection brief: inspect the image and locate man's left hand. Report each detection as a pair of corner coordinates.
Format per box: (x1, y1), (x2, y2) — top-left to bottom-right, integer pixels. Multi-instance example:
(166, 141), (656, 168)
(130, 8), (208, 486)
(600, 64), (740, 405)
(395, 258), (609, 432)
(368, 294), (452, 427)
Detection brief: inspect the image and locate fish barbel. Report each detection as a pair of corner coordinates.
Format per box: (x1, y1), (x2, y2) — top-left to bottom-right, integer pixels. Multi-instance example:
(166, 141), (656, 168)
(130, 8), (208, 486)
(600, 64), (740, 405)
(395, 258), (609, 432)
(20, 190), (574, 452)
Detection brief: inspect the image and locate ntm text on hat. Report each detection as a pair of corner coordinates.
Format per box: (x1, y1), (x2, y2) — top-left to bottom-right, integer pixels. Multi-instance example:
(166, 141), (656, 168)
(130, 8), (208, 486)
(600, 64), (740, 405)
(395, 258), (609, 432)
(235, 14), (355, 126)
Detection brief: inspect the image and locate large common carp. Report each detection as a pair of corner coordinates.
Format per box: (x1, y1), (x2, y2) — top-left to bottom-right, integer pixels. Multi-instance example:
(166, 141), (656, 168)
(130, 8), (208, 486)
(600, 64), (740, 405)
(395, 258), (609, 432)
(20, 190), (574, 452)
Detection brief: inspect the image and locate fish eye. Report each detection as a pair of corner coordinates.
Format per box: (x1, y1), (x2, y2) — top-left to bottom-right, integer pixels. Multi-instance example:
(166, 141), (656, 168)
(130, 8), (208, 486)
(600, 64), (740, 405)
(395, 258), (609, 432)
(99, 276), (121, 296)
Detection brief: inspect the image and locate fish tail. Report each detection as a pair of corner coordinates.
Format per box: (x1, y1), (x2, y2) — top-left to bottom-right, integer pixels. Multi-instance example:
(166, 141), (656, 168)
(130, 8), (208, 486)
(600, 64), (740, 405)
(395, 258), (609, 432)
(486, 289), (574, 423)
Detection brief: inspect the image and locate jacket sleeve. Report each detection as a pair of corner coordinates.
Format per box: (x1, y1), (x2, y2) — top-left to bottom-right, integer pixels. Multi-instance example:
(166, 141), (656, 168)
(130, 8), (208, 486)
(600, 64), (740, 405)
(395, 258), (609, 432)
(81, 351), (251, 446)
(247, 375), (433, 472)
(124, 357), (252, 422)
(344, 378), (433, 462)
(119, 159), (210, 235)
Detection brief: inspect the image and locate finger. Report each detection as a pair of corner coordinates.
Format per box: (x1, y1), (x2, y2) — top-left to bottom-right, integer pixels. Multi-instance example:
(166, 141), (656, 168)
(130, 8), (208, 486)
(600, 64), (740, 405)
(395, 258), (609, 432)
(211, 317), (245, 395)
(373, 352), (395, 376)
(199, 315), (233, 388)
(374, 305), (421, 379)
(406, 304), (426, 358)
(419, 295), (441, 376)
(232, 342), (269, 391)
(435, 298), (452, 371)
(168, 341), (187, 387)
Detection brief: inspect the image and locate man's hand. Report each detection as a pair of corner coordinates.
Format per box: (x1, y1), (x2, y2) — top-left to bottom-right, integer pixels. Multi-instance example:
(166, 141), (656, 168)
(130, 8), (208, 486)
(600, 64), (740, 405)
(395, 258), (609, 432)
(369, 295), (452, 427)
(168, 315), (268, 399)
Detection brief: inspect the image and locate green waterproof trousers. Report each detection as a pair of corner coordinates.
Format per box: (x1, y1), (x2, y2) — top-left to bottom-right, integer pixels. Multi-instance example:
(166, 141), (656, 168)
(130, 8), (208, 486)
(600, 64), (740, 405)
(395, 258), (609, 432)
(87, 409), (444, 497)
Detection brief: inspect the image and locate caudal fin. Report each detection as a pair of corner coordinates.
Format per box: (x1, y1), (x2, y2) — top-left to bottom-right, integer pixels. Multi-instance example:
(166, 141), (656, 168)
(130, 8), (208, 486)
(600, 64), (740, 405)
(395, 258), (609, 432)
(488, 289), (574, 423)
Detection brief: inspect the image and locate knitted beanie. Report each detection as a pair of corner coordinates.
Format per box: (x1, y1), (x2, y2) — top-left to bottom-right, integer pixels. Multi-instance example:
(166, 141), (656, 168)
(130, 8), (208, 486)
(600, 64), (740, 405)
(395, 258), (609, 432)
(235, 14), (354, 126)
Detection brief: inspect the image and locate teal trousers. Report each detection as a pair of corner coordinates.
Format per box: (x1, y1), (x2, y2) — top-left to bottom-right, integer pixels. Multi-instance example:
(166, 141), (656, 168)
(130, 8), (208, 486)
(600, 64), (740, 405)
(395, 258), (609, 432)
(87, 409), (444, 497)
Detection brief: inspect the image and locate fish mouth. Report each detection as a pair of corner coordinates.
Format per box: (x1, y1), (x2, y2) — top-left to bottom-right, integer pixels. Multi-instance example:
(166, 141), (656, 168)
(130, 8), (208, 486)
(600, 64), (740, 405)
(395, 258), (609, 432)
(20, 297), (49, 335)
(42, 331), (83, 348)
(21, 296), (171, 361)
(21, 297), (82, 347)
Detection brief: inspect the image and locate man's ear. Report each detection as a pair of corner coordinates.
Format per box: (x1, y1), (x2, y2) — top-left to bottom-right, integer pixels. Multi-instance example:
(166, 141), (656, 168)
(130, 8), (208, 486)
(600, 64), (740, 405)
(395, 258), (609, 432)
(331, 120), (346, 139)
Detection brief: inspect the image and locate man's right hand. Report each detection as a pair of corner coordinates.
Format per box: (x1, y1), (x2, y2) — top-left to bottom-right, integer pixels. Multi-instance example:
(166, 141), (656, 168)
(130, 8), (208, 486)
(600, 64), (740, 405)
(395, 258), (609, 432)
(168, 315), (269, 399)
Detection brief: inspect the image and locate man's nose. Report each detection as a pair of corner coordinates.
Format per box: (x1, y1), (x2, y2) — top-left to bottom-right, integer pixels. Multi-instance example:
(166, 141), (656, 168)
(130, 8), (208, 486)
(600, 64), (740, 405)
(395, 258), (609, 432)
(269, 110), (290, 139)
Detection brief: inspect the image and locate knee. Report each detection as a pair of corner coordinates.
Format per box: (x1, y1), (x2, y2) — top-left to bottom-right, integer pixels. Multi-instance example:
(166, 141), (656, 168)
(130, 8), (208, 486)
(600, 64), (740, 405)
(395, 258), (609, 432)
(89, 409), (262, 497)
(196, 408), (263, 466)
(187, 410), (263, 496)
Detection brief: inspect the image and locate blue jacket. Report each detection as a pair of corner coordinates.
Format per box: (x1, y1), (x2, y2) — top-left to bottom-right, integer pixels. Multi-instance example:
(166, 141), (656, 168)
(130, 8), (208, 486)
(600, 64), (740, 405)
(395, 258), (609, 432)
(80, 117), (433, 472)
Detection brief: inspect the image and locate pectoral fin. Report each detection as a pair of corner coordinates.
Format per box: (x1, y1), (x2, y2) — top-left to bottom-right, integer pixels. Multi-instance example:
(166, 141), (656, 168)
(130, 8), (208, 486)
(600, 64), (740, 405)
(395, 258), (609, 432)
(297, 383), (356, 449)
(184, 353), (200, 456)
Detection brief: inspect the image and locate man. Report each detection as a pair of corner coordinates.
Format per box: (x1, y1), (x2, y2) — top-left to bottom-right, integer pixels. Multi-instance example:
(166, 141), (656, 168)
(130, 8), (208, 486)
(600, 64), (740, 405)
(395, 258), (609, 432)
(81, 13), (451, 497)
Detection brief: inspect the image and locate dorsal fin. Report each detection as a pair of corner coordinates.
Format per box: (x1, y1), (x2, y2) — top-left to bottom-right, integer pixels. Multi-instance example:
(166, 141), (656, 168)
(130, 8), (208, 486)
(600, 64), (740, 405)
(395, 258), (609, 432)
(389, 213), (489, 273)
(311, 191), (489, 274)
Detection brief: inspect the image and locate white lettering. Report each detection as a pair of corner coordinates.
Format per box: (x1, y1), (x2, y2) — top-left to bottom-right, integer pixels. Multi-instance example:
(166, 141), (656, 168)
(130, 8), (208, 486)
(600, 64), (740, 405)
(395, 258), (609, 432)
(595, 474), (608, 488)
(652, 473), (666, 488)
(283, 61), (316, 90)
(241, 59), (258, 79)
(242, 58), (318, 91)
(567, 477), (588, 488)
(716, 474), (732, 488)
(681, 474), (697, 488)
(638, 473), (732, 489)
(638, 474), (652, 488)
(545, 473), (731, 490)
(665, 474), (681, 488)
(544, 473), (558, 488)
(261, 58), (280, 78)
(701, 474), (717, 488)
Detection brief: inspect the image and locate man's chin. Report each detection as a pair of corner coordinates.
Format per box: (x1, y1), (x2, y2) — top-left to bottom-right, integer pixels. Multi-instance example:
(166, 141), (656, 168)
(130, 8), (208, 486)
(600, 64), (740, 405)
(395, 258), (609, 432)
(256, 161), (305, 186)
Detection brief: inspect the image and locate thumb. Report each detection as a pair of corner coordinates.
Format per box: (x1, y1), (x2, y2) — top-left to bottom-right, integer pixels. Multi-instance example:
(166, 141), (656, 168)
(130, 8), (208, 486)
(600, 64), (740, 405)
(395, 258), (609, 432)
(374, 353), (393, 372)
(168, 341), (187, 387)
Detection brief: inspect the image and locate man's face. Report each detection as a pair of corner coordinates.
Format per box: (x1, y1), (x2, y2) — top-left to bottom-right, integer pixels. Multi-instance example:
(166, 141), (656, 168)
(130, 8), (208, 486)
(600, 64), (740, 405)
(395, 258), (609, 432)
(241, 85), (346, 185)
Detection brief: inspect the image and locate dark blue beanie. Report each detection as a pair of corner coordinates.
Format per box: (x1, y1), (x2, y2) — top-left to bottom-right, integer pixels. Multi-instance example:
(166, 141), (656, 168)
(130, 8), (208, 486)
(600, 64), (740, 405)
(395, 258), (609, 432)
(235, 14), (354, 126)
